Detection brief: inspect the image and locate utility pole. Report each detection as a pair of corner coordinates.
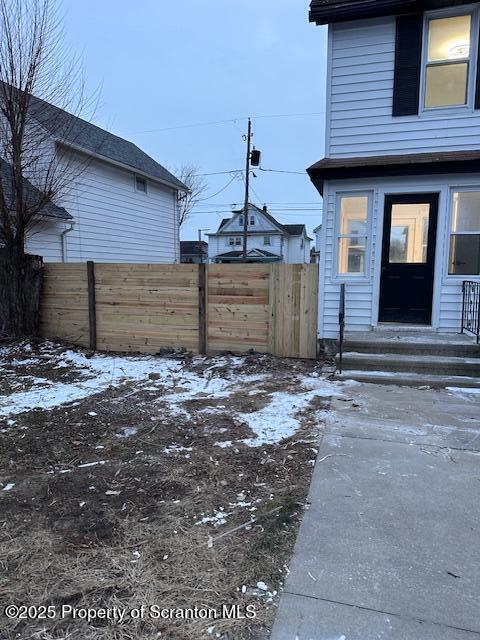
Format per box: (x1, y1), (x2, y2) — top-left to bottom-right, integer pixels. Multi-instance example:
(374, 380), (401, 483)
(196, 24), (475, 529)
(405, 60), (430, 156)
(198, 228), (209, 264)
(242, 117), (252, 262)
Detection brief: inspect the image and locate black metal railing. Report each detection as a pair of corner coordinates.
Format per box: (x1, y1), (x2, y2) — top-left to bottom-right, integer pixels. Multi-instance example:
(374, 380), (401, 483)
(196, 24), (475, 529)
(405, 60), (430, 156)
(461, 280), (480, 344)
(338, 283), (345, 373)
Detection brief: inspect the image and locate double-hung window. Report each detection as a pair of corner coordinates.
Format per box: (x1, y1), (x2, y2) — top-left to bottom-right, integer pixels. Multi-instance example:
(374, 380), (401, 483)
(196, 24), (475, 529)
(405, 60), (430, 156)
(337, 195), (369, 276)
(449, 191), (480, 275)
(424, 13), (473, 109)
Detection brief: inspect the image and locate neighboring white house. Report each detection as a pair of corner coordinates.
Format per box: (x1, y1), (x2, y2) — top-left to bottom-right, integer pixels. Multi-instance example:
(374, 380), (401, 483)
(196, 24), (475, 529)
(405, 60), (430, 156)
(207, 204), (312, 264)
(311, 224), (322, 263)
(308, 0), (480, 339)
(2, 89), (187, 263)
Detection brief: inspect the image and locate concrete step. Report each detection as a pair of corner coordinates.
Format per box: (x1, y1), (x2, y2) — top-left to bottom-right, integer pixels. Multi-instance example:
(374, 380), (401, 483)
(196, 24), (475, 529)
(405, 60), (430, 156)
(335, 370), (480, 389)
(344, 339), (480, 358)
(336, 352), (480, 377)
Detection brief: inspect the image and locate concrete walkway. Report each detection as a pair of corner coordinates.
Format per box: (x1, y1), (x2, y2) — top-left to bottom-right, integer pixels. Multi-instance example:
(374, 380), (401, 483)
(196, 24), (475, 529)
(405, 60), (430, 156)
(271, 383), (480, 640)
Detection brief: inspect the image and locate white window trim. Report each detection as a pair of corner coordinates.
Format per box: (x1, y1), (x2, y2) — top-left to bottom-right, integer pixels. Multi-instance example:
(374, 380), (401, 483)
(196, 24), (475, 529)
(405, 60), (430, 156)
(419, 5), (480, 116)
(332, 191), (373, 282)
(134, 175), (148, 193)
(445, 185), (480, 279)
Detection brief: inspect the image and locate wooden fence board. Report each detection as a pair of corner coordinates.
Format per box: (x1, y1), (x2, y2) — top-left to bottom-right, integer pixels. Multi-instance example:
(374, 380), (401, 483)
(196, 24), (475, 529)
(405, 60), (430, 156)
(39, 263), (318, 359)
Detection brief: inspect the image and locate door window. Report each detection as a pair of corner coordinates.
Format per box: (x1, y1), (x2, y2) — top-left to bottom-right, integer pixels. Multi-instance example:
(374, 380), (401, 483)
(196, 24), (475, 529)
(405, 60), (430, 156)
(388, 203), (430, 263)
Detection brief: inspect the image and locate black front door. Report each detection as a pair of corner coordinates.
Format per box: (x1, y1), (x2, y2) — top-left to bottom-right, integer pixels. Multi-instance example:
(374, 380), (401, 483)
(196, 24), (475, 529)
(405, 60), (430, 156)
(379, 194), (438, 324)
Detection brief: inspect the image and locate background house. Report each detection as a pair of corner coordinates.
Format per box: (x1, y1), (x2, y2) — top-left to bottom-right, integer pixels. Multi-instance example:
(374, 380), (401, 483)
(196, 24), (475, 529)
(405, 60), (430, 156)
(207, 204), (312, 264)
(180, 240), (208, 263)
(310, 224), (322, 263)
(4, 91), (188, 264)
(309, 0), (480, 339)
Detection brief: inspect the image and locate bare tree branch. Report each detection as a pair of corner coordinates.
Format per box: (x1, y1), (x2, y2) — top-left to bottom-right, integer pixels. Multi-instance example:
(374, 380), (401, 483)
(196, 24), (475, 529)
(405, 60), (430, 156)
(173, 164), (207, 228)
(0, 0), (98, 335)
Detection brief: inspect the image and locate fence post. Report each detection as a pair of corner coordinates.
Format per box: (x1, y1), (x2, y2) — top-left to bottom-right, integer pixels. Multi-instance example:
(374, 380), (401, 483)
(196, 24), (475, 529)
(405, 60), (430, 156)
(198, 263), (207, 355)
(268, 264), (277, 356)
(86, 260), (97, 351)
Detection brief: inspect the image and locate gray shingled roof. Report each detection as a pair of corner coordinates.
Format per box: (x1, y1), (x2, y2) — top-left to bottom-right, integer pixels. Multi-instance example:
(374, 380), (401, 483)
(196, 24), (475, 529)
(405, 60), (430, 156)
(27, 93), (187, 191)
(283, 224), (306, 236)
(0, 160), (72, 220)
(215, 249), (279, 259)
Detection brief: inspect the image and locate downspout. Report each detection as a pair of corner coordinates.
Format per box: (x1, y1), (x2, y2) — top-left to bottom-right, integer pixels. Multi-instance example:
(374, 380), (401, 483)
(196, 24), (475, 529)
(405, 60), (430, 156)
(61, 221), (75, 263)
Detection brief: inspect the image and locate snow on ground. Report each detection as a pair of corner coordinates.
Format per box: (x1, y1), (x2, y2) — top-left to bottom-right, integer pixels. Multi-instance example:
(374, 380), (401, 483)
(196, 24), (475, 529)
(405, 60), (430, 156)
(0, 344), (343, 447)
(240, 377), (336, 447)
(447, 386), (480, 395)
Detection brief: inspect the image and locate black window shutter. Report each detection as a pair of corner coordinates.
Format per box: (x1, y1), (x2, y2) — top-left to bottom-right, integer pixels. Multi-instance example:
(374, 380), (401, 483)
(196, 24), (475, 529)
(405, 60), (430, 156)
(392, 14), (424, 117)
(475, 31), (480, 109)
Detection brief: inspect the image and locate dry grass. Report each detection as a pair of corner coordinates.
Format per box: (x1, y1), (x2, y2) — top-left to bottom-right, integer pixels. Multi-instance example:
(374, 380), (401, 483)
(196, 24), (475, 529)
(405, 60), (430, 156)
(0, 344), (330, 639)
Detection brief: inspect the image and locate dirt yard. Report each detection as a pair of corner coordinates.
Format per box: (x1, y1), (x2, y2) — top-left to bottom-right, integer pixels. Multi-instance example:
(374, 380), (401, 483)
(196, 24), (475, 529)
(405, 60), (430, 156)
(0, 341), (343, 640)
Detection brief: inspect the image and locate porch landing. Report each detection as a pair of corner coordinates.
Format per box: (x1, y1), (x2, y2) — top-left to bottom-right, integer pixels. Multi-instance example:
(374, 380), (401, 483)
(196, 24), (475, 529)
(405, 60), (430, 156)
(335, 330), (480, 388)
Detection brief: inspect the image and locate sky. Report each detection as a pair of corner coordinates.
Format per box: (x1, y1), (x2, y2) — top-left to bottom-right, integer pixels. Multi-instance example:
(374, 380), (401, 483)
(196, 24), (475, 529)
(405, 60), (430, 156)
(61, 0), (328, 241)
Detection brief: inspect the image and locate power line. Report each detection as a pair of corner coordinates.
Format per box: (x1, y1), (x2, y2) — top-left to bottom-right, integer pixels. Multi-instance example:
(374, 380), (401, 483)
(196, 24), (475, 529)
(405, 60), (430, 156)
(191, 210), (322, 217)
(259, 167), (306, 175)
(193, 201), (321, 207)
(197, 169), (243, 177)
(196, 175), (241, 202)
(126, 111), (325, 135)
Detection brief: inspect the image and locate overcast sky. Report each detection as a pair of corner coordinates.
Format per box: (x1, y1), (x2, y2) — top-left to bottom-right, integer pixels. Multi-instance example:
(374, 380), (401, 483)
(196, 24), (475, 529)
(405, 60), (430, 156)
(62, 0), (328, 240)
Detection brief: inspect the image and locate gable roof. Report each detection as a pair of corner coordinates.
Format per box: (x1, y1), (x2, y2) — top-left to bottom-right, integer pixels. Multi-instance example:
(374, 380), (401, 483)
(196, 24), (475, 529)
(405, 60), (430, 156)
(214, 204), (308, 237)
(0, 160), (72, 220)
(309, 0), (474, 25)
(283, 224), (306, 236)
(21, 90), (187, 191)
(215, 248), (280, 259)
(180, 241), (208, 255)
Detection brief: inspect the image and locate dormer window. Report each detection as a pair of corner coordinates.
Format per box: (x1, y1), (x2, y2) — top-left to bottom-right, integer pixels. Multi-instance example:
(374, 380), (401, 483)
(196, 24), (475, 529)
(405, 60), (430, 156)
(424, 14), (473, 109)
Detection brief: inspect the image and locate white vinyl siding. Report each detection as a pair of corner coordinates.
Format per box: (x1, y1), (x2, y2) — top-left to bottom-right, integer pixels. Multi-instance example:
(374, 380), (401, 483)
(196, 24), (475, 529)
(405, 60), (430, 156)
(56, 156), (178, 263)
(25, 219), (65, 261)
(208, 233), (284, 259)
(328, 16), (480, 158)
(318, 174), (480, 339)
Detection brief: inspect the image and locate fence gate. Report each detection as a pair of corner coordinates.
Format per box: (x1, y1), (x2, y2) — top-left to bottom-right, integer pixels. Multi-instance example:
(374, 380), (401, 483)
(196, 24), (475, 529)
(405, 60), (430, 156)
(269, 264), (318, 359)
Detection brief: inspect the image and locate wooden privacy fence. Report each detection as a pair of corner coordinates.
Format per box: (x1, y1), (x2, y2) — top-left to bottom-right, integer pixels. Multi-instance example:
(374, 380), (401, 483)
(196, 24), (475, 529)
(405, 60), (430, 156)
(40, 263), (319, 359)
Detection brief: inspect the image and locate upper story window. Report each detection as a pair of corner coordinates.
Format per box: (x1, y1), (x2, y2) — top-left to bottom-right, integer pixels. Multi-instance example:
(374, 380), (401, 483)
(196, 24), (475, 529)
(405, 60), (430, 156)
(135, 176), (147, 193)
(250, 215), (255, 225)
(264, 236), (271, 246)
(392, 9), (480, 117)
(424, 14), (473, 109)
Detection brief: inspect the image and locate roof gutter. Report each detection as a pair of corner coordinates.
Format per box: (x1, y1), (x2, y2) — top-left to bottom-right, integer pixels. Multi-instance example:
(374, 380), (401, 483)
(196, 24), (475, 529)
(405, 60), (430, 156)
(61, 220), (75, 262)
(309, 0), (474, 25)
(55, 140), (189, 193)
